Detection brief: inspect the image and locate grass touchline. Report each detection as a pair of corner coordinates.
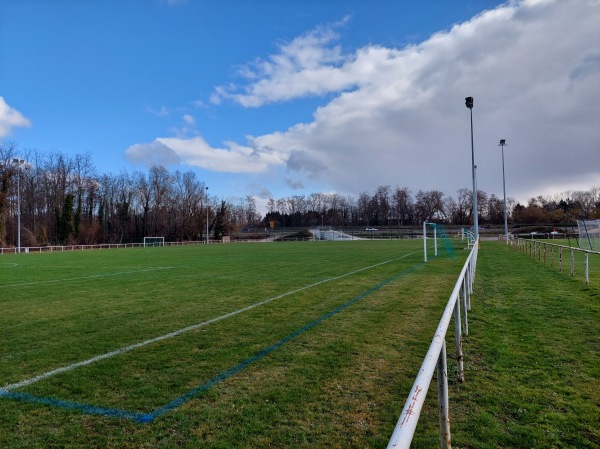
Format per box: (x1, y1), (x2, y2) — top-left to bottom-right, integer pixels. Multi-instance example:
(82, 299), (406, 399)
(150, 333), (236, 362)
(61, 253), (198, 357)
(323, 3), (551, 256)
(3, 266), (176, 288)
(1, 257), (425, 422)
(2, 252), (419, 392)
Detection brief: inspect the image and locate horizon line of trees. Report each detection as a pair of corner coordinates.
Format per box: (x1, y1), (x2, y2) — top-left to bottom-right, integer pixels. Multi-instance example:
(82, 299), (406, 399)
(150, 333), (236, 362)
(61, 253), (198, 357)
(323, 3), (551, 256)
(1, 141), (599, 247)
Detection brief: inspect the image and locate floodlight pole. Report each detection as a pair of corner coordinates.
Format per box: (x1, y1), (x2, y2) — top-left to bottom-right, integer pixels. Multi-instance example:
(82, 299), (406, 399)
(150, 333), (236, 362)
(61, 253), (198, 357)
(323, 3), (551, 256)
(499, 139), (508, 243)
(465, 97), (479, 243)
(205, 186), (209, 245)
(12, 158), (24, 254)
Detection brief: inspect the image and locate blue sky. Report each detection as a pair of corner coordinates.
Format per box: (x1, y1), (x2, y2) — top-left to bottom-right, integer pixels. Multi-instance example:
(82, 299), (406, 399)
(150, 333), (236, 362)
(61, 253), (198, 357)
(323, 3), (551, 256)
(1, 0), (599, 211)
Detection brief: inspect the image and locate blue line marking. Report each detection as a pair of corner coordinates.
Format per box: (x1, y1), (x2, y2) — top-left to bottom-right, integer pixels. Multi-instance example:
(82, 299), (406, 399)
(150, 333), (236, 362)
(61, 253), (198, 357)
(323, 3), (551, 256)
(1, 262), (423, 422)
(0, 389), (152, 422)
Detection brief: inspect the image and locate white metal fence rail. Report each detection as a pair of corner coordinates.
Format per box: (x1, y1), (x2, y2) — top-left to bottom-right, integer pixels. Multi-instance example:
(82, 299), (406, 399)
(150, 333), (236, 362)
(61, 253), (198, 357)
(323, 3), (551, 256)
(387, 243), (478, 449)
(0, 240), (224, 254)
(513, 238), (599, 284)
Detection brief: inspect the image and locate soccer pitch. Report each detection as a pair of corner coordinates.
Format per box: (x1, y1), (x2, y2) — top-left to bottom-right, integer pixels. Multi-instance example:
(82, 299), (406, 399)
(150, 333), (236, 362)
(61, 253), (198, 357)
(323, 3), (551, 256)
(0, 240), (465, 448)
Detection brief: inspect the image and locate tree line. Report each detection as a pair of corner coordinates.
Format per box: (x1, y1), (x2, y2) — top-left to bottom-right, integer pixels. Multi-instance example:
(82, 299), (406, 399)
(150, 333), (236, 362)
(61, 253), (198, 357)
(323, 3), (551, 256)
(1, 142), (599, 247)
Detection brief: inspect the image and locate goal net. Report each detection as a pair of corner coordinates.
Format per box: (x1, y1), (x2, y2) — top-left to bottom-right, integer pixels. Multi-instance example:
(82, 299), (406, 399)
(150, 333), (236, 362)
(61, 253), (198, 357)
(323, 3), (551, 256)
(423, 222), (456, 262)
(577, 220), (600, 251)
(143, 236), (165, 247)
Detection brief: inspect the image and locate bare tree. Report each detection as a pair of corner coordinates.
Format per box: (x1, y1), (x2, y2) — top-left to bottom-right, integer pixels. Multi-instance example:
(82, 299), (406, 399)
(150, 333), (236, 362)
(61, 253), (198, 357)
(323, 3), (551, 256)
(0, 141), (18, 246)
(392, 186), (413, 226)
(414, 190), (445, 223)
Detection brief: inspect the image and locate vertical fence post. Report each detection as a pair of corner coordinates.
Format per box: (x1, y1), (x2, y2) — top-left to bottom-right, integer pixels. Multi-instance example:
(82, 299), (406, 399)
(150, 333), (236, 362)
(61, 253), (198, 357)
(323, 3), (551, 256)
(467, 260), (473, 311)
(571, 249), (575, 277)
(585, 252), (589, 284)
(559, 247), (563, 272)
(466, 263), (471, 296)
(423, 221), (427, 263)
(437, 340), (451, 449)
(543, 243), (547, 263)
(462, 278), (469, 335)
(453, 299), (464, 383)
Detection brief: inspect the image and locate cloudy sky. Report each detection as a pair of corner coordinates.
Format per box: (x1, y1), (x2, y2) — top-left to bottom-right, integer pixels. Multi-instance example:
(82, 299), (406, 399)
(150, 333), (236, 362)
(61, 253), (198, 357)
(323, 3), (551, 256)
(1, 0), (599, 211)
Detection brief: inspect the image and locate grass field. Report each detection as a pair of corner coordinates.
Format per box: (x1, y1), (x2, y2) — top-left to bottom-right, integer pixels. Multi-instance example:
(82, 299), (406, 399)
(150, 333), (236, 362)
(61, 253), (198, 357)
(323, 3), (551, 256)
(1, 240), (467, 448)
(1, 239), (598, 448)
(513, 238), (600, 289)
(447, 241), (600, 448)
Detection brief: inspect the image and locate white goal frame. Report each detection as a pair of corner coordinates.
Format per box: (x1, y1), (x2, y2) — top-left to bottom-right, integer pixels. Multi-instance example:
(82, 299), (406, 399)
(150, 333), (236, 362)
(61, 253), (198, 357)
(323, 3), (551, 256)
(577, 219), (600, 251)
(143, 236), (165, 247)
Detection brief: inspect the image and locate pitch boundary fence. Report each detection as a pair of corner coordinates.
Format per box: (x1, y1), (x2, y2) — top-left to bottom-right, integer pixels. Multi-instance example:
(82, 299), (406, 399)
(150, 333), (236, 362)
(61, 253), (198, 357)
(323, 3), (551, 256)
(386, 243), (478, 448)
(512, 238), (599, 284)
(0, 240), (218, 254)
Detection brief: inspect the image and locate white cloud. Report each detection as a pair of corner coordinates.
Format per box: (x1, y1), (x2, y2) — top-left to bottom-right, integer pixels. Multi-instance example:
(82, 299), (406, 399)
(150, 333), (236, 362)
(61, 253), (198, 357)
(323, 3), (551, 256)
(126, 135), (286, 173)
(211, 23), (357, 107)
(235, 0), (600, 201)
(146, 105), (171, 117)
(134, 0), (600, 202)
(0, 97), (31, 137)
(125, 140), (181, 167)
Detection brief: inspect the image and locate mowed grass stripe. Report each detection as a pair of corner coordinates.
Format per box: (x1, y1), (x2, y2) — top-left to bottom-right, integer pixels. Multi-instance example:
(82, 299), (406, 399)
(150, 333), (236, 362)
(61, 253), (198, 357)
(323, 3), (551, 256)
(8, 251), (425, 407)
(1, 259), (425, 422)
(0, 241), (427, 384)
(2, 251), (417, 392)
(0, 240), (466, 448)
(3, 266), (175, 288)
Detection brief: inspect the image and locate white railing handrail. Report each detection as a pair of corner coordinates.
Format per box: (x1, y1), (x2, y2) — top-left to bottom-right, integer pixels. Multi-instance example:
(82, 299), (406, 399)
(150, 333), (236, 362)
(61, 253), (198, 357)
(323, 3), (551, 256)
(513, 238), (598, 284)
(514, 238), (600, 255)
(0, 240), (227, 254)
(387, 243), (478, 449)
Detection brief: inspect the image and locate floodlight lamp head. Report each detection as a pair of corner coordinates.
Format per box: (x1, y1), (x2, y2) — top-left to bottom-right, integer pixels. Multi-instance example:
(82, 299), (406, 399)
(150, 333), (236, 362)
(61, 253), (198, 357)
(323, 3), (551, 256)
(499, 139), (506, 146)
(465, 97), (474, 109)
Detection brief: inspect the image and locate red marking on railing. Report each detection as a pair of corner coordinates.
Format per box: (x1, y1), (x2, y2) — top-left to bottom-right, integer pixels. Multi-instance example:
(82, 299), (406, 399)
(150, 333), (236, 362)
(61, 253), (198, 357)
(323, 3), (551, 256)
(400, 385), (423, 426)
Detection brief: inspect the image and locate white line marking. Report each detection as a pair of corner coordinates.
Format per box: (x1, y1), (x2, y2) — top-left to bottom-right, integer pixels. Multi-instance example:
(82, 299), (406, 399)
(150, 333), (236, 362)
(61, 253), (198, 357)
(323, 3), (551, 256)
(4, 267), (175, 288)
(2, 252), (418, 391)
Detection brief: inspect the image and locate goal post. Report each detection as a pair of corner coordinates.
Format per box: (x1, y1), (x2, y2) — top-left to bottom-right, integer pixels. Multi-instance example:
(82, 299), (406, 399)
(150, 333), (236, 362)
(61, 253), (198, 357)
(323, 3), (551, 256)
(423, 221), (437, 262)
(423, 222), (457, 262)
(577, 219), (600, 251)
(143, 237), (165, 248)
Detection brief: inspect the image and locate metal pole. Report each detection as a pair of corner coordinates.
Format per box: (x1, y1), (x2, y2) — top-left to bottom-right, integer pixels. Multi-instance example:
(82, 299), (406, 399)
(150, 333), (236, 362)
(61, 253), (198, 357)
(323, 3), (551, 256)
(499, 140), (508, 243)
(453, 299), (464, 382)
(205, 186), (209, 245)
(12, 158), (23, 254)
(585, 252), (589, 284)
(466, 97), (479, 242)
(423, 221), (427, 262)
(571, 249), (574, 277)
(437, 340), (451, 448)
(17, 164), (21, 254)
(462, 277), (469, 336)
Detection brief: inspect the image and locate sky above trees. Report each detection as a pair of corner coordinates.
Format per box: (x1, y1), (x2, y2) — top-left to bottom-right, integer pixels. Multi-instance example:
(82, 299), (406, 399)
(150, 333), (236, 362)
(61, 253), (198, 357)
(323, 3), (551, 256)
(1, 0), (599, 212)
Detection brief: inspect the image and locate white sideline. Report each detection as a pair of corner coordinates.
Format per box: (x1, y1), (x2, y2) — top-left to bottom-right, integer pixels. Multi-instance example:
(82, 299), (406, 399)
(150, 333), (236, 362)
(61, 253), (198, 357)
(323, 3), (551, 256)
(4, 267), (175, 288)
(2, 252), (417, 391)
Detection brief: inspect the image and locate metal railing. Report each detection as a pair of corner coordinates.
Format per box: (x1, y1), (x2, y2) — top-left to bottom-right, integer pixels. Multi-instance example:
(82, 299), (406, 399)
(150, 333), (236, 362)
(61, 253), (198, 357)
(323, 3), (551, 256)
(512, 238), (599, 284)
(0, 240), (223, 254)
(387, 243), (478, 449)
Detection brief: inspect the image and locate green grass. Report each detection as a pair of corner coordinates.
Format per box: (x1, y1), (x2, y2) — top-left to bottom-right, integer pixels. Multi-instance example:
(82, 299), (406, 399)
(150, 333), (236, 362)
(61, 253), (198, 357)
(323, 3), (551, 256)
(1, 240), (466, 448)
(513, 238), (600, 289)
(444, 242), (600, 449)
(1, 240), (598, 448)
